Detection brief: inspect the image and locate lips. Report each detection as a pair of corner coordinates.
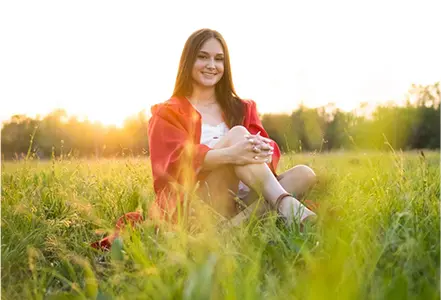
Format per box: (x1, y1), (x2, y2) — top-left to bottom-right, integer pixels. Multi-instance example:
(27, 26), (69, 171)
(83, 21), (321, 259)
(202, 72), (217, 76)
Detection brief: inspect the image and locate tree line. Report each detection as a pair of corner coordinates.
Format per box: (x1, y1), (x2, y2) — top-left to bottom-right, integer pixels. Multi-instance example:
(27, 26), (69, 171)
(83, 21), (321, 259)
(1, 83), (439, 160)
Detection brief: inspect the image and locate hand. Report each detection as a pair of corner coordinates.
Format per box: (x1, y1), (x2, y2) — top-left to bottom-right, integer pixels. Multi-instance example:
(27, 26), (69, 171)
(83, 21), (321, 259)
(245, 132), (274, 163)
(226, 135), (273, 165)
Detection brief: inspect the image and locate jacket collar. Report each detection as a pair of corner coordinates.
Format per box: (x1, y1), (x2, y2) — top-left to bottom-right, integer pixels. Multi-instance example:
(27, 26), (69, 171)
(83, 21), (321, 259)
(168, 96), (200, 118)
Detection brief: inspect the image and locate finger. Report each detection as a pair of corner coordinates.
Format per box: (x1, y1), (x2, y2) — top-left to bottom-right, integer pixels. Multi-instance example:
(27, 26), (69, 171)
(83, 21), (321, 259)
(252, 142), (273, 153)
(245, 144), (255, 151)
(251, 145), (261, 153)
(251, 134), (272, 143)
(253, 140), (272, 149)
(246, 142), (271, 153)
(258, 136), (273, 144)
(256, 152), (273, 159)
(253, 149), (273, 158)
(247, 131), (261, 137)
(247, 138), (257, 145)
(246, 134), (273, 146)
(257, 147), (273, 156)
(259, 143), (274, 151)
(249, 156), (270, 164)
(245, 134), (259, 140)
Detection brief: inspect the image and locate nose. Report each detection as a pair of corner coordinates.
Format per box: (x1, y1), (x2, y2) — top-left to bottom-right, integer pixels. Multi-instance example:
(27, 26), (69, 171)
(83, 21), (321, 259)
(206, 58), (215, 70)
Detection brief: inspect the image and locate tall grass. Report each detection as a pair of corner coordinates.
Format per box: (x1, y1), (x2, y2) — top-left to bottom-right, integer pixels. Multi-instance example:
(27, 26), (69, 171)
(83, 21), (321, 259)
(1, 151), (439, 299)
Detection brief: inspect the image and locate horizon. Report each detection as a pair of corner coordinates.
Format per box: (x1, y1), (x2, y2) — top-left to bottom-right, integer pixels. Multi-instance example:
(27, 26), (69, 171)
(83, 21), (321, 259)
(1, 87), (435, 129)
(1, 0), (440, 127)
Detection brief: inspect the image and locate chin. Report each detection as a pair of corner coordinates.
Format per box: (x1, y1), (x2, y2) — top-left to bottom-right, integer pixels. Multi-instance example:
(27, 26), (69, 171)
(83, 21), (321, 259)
(198, 79), (220, 87)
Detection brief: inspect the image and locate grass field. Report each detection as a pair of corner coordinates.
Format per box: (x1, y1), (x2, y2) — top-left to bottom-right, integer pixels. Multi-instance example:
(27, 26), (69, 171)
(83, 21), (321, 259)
(1, 151), (440, 300)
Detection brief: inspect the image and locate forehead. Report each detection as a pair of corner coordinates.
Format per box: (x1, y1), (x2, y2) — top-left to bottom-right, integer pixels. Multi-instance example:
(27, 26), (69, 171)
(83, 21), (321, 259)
(199, 38), (224, 54)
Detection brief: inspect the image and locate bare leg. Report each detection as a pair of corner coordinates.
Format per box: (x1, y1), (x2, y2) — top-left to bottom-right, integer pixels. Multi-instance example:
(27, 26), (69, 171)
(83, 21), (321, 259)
(277, 165), (317, 198)
(197, 165), (239, 217)
(228, 165), (317, 226)
(241, 164), (317, 206)
(207, 126), (315, 225)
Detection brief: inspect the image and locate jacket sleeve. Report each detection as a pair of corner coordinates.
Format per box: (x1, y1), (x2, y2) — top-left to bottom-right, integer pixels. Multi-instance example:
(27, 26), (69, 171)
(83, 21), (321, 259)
(245, 100), (281, 175)
(148, 105), (211, 195)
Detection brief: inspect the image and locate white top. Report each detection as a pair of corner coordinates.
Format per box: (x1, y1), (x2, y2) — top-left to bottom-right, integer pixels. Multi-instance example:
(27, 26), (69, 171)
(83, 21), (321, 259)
(200, 122), (229, 148)
(200, 121), (250, 198)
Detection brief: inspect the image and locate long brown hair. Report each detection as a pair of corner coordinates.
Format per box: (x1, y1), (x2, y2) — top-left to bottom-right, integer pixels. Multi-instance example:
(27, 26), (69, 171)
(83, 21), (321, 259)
(172, 28), (244, 127)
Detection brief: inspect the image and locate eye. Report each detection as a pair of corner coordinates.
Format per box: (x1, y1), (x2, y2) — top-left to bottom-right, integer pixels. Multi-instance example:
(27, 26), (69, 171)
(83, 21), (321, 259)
(215, 57), (224, 61)
(197, 54), (208, 59)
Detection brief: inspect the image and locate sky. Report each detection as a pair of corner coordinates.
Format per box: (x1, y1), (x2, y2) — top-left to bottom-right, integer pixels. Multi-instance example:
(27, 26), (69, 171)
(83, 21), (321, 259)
(1, 0), (440, 127)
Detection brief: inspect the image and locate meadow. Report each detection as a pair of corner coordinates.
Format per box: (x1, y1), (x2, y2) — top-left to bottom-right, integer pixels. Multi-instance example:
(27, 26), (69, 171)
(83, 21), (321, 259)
(1, 151), (439, 299)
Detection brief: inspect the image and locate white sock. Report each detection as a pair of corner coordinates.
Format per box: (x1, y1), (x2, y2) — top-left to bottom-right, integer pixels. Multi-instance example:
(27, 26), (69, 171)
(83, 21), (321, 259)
(278, 197), (316, 225)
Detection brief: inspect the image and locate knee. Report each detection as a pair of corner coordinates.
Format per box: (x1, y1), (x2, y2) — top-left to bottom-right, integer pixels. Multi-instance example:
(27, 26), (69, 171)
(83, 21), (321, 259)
(297, 165), (317, 186)
(228, 125), (249, 136)
(225, 126), (250, 144)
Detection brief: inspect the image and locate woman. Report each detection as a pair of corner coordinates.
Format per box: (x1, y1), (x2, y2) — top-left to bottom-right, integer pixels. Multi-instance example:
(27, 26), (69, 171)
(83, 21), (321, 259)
(91, 28), (317, 250)
(148, 28), (317, 226)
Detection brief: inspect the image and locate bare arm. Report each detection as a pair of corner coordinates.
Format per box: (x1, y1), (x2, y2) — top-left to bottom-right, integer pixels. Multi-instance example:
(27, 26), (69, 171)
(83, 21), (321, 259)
(200, 134), (272, 172)
(201, 147), (235, 171)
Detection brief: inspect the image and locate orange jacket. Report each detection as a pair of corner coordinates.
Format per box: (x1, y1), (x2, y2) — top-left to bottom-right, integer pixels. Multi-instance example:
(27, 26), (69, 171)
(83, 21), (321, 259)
(147, 96), (281, 221)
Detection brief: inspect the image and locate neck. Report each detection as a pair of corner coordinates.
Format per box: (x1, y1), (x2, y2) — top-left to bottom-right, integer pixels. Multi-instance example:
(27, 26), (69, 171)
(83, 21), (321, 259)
(189, 85), (216, 105)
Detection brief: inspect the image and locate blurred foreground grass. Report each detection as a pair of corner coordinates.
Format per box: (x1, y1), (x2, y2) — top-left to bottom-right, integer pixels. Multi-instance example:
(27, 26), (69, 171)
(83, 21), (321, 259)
(1, 151), (440, 299)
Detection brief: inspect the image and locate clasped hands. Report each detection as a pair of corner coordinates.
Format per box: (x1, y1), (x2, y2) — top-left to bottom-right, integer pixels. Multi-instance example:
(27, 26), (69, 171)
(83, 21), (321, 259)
(246, 131), (274, 162)
(227, 131), (274, 165)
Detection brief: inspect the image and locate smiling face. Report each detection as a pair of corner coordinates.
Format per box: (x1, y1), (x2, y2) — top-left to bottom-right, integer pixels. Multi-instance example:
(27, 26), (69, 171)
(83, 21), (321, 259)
(191, 38), (225, 89)
(173, 29), (244, 127)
